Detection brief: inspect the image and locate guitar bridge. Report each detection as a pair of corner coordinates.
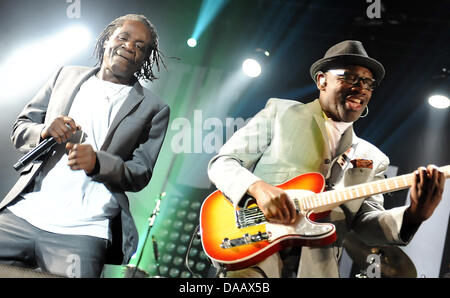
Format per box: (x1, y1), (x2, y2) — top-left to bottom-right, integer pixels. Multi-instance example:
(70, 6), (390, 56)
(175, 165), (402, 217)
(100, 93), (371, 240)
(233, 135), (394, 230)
(220, 231), (269, 249)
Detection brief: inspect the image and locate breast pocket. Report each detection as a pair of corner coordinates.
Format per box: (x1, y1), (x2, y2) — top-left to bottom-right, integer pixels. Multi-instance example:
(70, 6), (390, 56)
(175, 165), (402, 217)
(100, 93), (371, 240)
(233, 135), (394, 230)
(344, 168), (373, 186)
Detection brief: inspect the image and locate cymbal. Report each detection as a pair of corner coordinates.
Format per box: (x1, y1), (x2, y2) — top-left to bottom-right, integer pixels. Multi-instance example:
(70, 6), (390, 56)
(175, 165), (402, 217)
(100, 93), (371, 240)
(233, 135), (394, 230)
(343, 232), (417, 278)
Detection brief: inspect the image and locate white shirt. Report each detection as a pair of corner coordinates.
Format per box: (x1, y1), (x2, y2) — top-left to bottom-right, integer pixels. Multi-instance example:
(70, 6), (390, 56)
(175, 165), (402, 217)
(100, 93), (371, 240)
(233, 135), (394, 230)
(323, 113), (353, 157)
(8, 75), (132, 240)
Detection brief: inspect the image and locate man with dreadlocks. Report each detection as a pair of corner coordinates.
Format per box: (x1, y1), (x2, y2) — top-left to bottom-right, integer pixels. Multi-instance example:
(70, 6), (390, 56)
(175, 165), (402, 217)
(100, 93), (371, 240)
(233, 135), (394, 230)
(0, 14), (169, 277)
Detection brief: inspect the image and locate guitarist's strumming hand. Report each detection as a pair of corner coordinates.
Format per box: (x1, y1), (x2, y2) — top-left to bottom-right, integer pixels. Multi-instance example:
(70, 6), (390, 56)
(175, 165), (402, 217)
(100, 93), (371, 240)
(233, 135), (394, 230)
(247, 180), (297, 225)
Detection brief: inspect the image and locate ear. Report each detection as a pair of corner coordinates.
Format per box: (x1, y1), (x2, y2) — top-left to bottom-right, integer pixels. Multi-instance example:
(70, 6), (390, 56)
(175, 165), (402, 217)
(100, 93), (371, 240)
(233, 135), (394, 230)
(316, 72), (327, 91)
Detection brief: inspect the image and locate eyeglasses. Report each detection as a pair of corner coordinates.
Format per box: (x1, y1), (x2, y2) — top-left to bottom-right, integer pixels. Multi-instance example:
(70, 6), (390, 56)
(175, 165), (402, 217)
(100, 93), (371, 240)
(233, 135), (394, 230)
(328, 69), (377, 91)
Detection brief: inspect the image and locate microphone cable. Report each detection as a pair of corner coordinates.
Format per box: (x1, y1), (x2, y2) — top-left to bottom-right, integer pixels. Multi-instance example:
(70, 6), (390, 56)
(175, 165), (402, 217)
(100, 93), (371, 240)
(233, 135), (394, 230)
(184, 225), (202, 278)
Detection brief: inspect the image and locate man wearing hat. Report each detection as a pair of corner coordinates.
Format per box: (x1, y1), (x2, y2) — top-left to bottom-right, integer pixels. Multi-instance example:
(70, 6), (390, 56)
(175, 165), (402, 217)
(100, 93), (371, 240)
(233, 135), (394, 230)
(207, 40), (445, 277)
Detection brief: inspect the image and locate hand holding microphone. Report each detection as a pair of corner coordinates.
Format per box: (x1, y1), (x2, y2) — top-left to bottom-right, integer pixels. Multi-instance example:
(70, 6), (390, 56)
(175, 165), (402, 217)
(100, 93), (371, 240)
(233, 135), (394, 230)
(42, 116), (96, 174)
(13, 116), (81, 172)
(40, 116), (79, 144)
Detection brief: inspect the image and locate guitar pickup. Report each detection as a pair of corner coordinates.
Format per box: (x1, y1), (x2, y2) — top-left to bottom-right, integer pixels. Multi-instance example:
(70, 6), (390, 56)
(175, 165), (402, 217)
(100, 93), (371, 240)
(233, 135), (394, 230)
(220, 232), (269, 249)
(235, 207), (266, 228)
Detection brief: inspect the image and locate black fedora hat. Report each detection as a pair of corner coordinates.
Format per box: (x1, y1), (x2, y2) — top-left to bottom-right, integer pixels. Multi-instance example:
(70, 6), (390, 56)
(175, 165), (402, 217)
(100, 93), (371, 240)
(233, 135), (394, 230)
(310, 40), (385, 83)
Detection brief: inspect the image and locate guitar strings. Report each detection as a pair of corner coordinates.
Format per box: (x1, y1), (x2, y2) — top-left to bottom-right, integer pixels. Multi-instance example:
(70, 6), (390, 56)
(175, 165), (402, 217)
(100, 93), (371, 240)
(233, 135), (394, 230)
(237, 199), (304, 226)
(238, 174), (418, 226)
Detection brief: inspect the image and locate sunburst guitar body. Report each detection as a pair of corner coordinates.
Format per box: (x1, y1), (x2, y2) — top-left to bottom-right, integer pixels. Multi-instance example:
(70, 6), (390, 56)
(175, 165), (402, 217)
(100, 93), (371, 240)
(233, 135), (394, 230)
(200, 173), (336, 271)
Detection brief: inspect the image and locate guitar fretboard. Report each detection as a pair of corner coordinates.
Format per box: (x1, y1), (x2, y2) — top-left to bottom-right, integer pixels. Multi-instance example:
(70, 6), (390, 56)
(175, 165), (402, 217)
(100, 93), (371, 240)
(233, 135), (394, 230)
(236, 166), (448, 226)
(297, 172), (416, 211)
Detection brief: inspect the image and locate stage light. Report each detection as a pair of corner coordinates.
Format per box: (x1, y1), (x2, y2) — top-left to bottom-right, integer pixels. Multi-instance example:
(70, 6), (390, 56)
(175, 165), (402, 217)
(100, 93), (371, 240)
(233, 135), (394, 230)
(241, 48), (270, 78)
(60, 25), (91, 52)
(0, 24), (91, 99)
(426, 68), (450, 110)
(242, 58), (262, 78)
(428, 95), (450, 109)
(6, 25), (91, 73)
(187, 38), (197, 48)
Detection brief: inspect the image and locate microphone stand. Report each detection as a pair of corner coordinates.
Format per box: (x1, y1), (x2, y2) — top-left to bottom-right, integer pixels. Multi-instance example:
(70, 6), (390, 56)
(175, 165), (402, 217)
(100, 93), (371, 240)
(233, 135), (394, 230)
(127, 192), (165, 278)
(126, 155), (174, 277)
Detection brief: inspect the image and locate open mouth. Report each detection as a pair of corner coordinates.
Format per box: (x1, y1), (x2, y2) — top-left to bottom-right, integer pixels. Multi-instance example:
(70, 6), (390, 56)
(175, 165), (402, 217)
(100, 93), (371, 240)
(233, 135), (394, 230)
(346, 96), (364, 111)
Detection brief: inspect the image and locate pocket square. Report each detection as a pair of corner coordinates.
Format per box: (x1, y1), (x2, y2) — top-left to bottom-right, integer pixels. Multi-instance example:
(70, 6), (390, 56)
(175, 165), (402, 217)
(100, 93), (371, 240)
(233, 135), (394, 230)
(350, 158), (373, 169)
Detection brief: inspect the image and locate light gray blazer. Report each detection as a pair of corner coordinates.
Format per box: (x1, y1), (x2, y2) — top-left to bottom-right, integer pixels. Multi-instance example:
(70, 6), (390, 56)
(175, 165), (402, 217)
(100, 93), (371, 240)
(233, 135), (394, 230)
(0, 66), (170, 264)
(208, 98), (411, 277)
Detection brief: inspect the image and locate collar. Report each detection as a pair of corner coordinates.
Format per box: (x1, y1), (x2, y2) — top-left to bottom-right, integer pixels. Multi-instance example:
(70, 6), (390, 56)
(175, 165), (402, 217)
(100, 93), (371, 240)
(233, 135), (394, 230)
(306, 99), (355, 158)
(322, 111), (353, 135)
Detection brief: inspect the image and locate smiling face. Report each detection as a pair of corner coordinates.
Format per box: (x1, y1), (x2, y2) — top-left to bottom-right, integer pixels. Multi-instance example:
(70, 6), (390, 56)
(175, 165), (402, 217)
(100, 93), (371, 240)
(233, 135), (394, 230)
(317, 65), (374, 123)
(99, 20), (152, 85)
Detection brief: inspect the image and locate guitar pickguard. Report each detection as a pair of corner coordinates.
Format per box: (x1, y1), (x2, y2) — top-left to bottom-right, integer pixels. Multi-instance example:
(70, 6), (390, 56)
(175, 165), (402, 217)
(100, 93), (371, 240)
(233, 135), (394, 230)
(266, 189), (335, 241)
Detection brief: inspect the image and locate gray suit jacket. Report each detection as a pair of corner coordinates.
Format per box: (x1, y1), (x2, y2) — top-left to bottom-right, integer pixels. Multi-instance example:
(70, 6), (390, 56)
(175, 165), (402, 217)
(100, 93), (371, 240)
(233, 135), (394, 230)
(208, 98), (411, 277)
(0, 66), (170, 264)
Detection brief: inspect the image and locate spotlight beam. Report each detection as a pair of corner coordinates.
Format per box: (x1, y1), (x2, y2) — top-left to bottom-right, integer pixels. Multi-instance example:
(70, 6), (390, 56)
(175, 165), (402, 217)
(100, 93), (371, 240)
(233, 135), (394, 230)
(191, 0), (228, 42)
(0, 25), (91, 99)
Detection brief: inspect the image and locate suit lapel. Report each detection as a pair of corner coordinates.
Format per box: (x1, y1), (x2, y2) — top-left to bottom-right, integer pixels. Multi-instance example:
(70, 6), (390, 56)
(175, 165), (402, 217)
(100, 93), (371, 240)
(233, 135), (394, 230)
(335, 126), (354, 157)
(100, 83), (145, 151)
(306, 99), (332, 158)
(306, 99), (356, 158)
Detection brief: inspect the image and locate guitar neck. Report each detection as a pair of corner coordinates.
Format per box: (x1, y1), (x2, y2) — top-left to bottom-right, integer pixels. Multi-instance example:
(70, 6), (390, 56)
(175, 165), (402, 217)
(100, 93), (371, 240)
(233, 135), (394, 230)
(298, 165), (450, 212)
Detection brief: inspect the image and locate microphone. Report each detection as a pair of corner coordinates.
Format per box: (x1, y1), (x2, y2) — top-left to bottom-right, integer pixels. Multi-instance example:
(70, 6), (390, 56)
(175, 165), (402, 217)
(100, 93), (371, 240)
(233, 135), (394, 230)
(13, 124), (73, 172)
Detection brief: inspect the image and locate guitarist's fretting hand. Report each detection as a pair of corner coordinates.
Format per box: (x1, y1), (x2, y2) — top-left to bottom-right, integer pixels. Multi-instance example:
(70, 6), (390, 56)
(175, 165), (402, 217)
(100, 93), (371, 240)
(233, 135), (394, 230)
(247, 180), (297, 225)
(406, 165), (445, 224)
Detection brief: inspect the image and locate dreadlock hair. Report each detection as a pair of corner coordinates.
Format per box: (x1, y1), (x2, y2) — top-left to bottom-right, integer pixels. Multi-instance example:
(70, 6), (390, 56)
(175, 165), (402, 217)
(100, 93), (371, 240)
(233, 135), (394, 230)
(93, 14), (166, 82)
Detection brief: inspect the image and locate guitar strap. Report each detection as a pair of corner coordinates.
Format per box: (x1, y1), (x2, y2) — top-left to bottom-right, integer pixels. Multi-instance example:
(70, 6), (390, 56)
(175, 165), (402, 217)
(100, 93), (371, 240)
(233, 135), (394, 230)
(326, 143), (358, 190)
(336, 144), (357, 170)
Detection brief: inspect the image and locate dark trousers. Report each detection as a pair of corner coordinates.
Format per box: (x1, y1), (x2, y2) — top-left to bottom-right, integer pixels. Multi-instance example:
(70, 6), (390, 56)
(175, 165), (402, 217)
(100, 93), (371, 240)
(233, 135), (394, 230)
(0, 209), (108, 278)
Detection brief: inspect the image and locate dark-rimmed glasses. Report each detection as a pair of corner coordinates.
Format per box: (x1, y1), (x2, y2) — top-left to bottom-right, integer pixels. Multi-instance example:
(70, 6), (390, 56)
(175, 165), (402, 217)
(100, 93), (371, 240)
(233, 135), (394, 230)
(328, 69), (377, 91)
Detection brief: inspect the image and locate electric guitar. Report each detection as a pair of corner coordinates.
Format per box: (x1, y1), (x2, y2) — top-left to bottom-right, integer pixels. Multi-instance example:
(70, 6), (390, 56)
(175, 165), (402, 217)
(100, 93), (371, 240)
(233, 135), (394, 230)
(199, 165), (450, 271)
